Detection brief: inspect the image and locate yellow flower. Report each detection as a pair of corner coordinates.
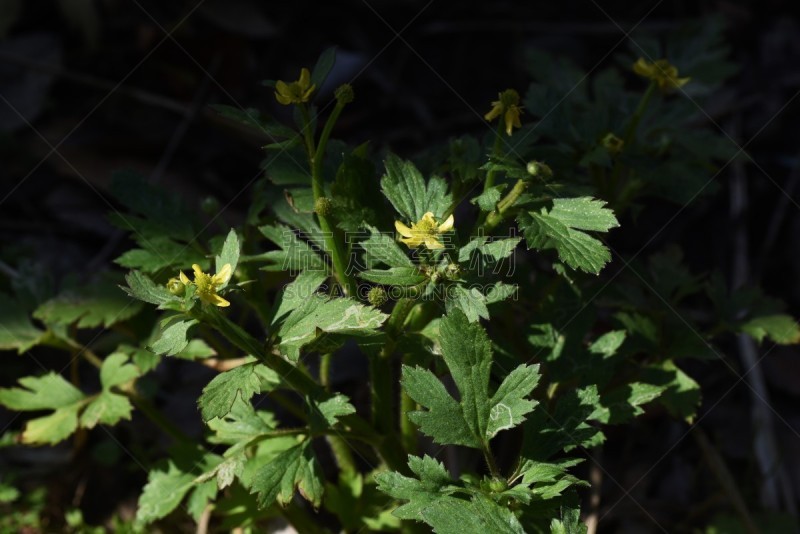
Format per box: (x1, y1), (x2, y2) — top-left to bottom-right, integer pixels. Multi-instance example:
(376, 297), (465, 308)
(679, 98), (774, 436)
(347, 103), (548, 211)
(632, 58), (690, 91)
(394, 212), (454, 250)
(274, 67), (316, 105)
(179, 264), (232, 307)
(485, 89), (523, 136)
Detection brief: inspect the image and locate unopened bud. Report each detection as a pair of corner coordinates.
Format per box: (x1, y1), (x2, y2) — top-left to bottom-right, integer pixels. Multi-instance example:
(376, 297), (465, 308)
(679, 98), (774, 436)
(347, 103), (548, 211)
(526, 160), (552, 178)
(335, 84), (354, 105)
(201, 196), (220, 215)
(166, 277), (185, 296)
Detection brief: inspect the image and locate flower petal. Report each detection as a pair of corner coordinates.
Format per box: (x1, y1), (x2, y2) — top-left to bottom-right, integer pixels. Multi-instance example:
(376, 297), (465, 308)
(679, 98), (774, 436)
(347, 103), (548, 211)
(424, 237), (443, 250)
(400, 236), (423, 248)
(437, 214), (455, 233)
(192, 264), (203, 277)
(179, 271), (190, 285)
(299, 68), (311, 89)
(208, 293), (231, 307)
(394, 220), (414, 238)
(216, 263), (232, 285)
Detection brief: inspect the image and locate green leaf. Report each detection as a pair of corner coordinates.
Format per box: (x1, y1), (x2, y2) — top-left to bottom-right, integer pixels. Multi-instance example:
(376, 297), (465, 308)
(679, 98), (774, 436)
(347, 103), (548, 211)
(174, 339), (216, 361)
(0, 373), (87, 445)
(277, 295), (388, 361)
(34, 276), (143, 329)
(594, 382), (667, 424)
(0, 372), (84, 410)
(487, 364), (540, 438)
(445, 285), (489, 322)
(376, 455), (525, 534)
(642, 360), (701, 423)
(135, 462), (198, 523)
(0, 293), (45, 353)
(310, 393), (356, 430)
(207, 397), (278, 447)
(249, 440), (323, 508)
(588, 330), (626, 358)
(740, 314), (800, 345)
(215, 229), (240, 288)
(403, 310), (536, 448)
(109, 171), (198, 243)
(470, 185), (505, 212)
(253, 224), (326, 272)
(271, 270), (329, 325)
(80, 391), (133, 429)
(361, 225), (413, 268)
(211, 104), (296, 139)
(522, 385), (604, 460)
(150, 318), (197, 356)
(519, 197), (619, 274)
(114, 236), (207, 273)
(310, 47), (336, 89)
(402, 365), (478, 447)
(123, 271), (178, 307)
(23, 404), (83, 445)
(199, 362), (280, 422)
(381, 154), (452, 221)
(359, 267), (427, 287)
(100, 353), (140, 389)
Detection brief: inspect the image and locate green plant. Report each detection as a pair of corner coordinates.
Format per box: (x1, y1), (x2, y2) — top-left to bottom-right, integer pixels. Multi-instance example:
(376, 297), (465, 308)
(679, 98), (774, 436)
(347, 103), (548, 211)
(2, 21), (798, 533)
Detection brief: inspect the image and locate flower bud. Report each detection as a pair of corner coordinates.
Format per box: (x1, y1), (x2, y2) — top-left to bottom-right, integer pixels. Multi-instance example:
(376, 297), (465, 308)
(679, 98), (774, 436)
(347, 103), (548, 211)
(201, 196), (220, 215)
(166, 277), (185, 296)
(367, 286), (388, 307)
(335, 84), (354, 105)
(526, 160), (553, 178)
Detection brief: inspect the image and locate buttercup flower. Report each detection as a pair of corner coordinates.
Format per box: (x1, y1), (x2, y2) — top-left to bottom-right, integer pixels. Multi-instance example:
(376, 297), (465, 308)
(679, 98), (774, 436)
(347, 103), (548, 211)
(632, 58), (690, 91)
(179, 264), (232, 307)
(394, 212), (454, 250)
(485, 89), (523, 136)
(274, 68), (316, 105)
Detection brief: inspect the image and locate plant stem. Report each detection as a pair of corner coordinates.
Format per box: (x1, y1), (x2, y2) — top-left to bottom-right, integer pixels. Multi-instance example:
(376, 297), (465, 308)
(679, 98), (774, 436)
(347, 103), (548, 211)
(622, 81), (656, 147)
(400, 386), (417, 455)
(319, 352), (332, 390)
(482, 444), (501, 479)
(200, 307), (407, 472)
(301, 102), (357, 298)
(481, 178), (529, 232)
(483, 119), (506, 192)
(609, 81), (656, 197)
(371, 298), (416, 458)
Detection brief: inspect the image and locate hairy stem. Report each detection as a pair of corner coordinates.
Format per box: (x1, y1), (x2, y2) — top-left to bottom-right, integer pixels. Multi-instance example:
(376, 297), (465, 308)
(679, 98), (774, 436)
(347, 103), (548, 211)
(303, 102), (357, 298)
(609, 81), (656, 196)
(200, 307), (407, 472)
(481, 178), (528, 232)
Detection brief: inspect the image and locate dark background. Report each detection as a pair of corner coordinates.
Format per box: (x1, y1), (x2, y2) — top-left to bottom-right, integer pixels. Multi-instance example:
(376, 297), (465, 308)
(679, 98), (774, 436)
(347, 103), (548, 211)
(2, 0), (800, 532)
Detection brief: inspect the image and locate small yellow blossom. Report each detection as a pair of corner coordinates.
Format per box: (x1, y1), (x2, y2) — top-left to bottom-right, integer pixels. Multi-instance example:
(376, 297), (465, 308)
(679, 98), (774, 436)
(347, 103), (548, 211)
(394, 212), (454, 250)
(179, 263), (232, 307)
(485, 89), (523, 136)
(632, 58), (690, 91)
(274, 68), (316, 105)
